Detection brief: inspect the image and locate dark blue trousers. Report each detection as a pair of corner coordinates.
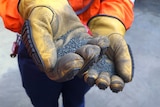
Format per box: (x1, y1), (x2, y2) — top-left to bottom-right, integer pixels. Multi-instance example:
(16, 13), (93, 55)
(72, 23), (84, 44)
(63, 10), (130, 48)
(18, 42), (91, 107)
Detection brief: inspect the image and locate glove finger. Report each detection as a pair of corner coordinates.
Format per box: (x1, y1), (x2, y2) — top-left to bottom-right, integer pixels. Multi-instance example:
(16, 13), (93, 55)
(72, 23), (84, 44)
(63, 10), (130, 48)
(110, 75), (125, 93)
(106, 34), (134, 82)
(88, 54), (115, 90)
(83, 69), (98, 86)
(96, 71), (111, 90)
(87, 36), (110, 49)
(76, 44), (101, 60)
(47, 53), (84, 82)
(76, 44), (101, 75)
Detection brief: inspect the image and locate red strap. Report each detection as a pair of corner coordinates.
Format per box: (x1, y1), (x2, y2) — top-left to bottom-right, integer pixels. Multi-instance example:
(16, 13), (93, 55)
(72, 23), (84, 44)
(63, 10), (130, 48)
(84, 25), (92, 36)
(10, 34), (21, 58)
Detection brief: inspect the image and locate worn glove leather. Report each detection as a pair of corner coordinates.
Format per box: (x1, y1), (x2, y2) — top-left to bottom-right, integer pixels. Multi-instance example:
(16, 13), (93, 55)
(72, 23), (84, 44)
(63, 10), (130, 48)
(18, 0), (92, 81)
(84, 16), (134, 92)
(18, 0), (110, 82)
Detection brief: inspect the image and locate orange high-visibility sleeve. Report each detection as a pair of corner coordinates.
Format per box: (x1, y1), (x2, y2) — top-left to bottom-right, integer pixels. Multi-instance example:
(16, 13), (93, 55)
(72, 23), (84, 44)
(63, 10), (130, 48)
(0, 0), (134, 33)
(69, 0), (100, 25)
(98, 0), (134, 29)
(69, 0), (134, 29)
(0, 0), (24, 33)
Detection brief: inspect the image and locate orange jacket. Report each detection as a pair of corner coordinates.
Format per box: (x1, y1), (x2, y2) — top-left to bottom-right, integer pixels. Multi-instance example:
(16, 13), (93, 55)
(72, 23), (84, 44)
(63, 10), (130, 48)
(0, 0), (134, 33)
(69, 0), (134, 29)
(0, 0), (24, 33)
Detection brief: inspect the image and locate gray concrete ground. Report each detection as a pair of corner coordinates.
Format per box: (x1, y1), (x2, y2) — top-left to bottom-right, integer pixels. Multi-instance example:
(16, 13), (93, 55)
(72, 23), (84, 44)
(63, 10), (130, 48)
(0, 1), (160, 107)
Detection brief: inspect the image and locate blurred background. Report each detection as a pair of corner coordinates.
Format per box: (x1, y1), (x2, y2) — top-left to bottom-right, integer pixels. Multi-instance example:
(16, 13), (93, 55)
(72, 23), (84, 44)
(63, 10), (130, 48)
(0, 0), (160, 107)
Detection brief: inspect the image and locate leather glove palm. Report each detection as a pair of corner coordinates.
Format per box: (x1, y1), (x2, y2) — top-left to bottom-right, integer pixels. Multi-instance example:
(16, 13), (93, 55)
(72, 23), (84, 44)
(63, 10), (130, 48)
(83, 16), (134, 92)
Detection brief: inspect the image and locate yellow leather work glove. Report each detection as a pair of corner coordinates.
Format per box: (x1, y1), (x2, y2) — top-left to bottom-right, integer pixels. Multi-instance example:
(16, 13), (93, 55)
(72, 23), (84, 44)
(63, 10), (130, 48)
(84, 16), (134, 93)
(18, 0), (110, 82)
(18, 0), (93, 82)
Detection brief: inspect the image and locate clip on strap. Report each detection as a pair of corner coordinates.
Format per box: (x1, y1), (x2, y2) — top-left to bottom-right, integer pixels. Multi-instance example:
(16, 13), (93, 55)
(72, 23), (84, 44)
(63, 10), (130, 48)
(10, 34), (21, 58)
(75, 0), (94, 15)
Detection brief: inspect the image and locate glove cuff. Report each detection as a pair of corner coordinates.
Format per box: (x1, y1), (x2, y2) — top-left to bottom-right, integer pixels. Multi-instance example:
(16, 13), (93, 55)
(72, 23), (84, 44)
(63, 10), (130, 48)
(87, 16), (126, 37)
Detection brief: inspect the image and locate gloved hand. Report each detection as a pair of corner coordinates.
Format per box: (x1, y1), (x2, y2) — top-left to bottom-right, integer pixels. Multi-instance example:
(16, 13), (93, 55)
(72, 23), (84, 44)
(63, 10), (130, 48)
(79, 16), (134, 93)
(18, 0), (110, 82)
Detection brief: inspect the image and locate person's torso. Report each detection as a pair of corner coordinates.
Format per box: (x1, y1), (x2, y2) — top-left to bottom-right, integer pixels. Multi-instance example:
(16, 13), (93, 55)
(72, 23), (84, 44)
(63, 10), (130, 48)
(68, 0), (101, 24)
